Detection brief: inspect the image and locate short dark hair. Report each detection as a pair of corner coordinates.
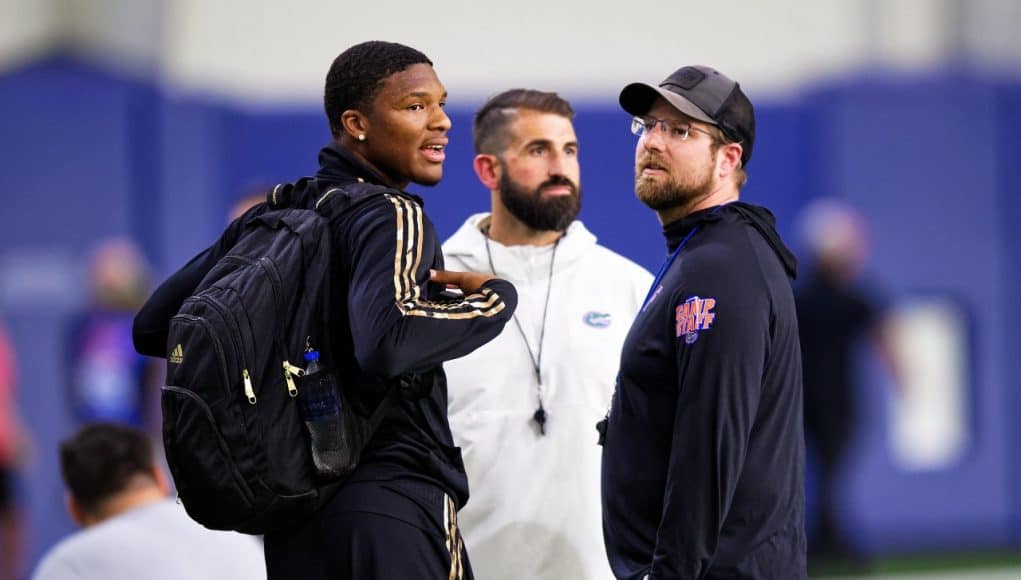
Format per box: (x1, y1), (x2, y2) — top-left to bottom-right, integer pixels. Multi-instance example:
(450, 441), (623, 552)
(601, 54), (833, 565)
(324, 41), (433, 138)
(59, 423), (156, 513)
(473, 89), (574, 155)
(705, 124), (749, 189)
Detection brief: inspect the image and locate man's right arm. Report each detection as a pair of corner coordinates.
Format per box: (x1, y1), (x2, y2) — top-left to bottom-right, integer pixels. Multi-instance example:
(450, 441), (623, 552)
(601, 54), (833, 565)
(345, 194), (517, 379)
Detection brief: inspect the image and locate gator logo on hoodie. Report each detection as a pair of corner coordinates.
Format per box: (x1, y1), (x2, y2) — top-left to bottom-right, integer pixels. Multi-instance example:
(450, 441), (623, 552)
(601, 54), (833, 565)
(583, 311), (612, 328)
(675, 296), (716, 344)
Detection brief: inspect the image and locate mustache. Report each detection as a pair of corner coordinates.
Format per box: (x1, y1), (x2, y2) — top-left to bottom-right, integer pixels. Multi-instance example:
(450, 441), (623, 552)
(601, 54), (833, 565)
(537, 174), (578, 195)
(637, 155), (668, 172)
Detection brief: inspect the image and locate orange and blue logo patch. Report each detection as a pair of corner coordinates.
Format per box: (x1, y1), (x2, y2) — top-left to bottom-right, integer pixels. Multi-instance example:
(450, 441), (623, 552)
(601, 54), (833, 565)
(675, 296), (716, 344)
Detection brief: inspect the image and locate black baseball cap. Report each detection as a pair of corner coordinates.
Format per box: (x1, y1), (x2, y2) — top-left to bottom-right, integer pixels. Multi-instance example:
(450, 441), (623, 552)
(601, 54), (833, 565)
(620, 65), (756, 165)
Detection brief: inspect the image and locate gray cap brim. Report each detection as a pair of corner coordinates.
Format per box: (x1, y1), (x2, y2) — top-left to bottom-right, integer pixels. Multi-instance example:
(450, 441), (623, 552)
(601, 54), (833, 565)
(619, 82), (716, 126)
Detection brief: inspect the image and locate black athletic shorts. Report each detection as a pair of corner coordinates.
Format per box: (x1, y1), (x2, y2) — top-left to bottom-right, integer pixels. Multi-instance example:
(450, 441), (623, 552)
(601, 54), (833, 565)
(264, 479), (472, 580)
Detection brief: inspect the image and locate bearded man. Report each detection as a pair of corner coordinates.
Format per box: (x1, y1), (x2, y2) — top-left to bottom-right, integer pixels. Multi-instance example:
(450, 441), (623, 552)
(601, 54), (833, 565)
(442, 89), (652, 580)
(600, 66), (807, 580)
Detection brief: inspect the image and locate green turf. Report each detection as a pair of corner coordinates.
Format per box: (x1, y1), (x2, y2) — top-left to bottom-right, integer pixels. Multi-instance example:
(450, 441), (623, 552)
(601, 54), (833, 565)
(875, 551), (1021, 573)
(814, 550), (1021, 577)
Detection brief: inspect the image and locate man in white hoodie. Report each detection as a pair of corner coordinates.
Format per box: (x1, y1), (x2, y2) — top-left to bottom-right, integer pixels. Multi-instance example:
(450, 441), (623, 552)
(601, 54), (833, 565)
(442, 89), (652, 580)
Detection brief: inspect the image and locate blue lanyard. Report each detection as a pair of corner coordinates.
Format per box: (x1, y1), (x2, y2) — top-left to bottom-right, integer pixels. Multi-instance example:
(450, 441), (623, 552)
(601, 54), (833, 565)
(641, 226), (700, 309)
(640, 207), (722, 310)
(611, 223), (702, 394)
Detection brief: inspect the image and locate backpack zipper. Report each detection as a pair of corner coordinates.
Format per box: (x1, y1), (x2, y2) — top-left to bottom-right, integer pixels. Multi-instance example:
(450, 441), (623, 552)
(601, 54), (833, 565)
(196, 295), (253, 406)
(226, 256), (294, 390)
(281, 361), (304, 397)
(242, 369), (256, 404)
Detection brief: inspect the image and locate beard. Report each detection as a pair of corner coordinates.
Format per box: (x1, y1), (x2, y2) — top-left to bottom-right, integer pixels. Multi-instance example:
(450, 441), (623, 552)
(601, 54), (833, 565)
(499, 172), (582, 232)
(634, 153), (715, 211)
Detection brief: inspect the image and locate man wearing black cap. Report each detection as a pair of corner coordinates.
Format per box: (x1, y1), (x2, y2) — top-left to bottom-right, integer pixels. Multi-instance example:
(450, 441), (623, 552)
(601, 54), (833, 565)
(599, 66), (807, 579)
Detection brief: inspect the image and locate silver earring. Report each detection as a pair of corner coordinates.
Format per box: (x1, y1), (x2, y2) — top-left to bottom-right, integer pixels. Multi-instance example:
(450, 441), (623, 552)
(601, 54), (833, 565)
(358, 134), (366, 142)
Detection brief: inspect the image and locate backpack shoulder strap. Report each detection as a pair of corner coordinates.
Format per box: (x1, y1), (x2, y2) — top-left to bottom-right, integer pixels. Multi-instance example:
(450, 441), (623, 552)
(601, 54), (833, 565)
(268, 178), (405, 216)
(266, 177), (318, 210)
(366, 383), (399, 433)
(313, 180), (403, 220)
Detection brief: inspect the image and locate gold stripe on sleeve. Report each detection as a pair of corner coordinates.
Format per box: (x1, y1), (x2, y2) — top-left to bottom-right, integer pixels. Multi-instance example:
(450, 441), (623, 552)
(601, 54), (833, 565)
(385, 194), (506, 320)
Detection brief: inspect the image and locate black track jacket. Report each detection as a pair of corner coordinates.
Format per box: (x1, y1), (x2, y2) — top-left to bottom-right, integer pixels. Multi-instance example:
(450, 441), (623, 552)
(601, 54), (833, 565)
(133, 142), (517, 509)
(601, 203), (806, 579)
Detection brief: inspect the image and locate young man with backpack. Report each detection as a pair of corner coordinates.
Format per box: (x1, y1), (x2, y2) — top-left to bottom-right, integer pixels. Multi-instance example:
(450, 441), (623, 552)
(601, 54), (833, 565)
(132, 41), (517, 580)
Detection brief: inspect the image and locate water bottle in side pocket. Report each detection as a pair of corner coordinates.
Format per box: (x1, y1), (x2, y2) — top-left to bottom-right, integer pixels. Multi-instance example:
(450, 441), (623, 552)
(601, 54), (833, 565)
(298, 350), (348, 477)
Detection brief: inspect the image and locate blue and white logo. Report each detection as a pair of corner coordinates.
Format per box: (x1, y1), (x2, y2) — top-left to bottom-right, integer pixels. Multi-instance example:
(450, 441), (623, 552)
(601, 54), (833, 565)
(583, 311), (612, 328)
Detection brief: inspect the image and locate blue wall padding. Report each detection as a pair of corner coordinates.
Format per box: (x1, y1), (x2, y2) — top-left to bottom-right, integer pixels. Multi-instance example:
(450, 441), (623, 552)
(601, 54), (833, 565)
(2, 57), (1020, 567)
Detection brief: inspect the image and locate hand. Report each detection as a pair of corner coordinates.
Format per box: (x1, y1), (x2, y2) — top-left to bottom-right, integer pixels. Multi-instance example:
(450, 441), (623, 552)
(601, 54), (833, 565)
(429, 269), (495, 294)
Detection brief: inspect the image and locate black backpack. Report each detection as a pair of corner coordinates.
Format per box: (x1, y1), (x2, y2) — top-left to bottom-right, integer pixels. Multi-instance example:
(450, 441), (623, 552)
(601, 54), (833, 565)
(161, 178), (392, 534)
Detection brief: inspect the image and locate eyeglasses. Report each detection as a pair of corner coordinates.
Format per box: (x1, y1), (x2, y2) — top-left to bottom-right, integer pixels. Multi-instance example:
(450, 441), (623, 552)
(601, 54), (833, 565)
(630, 115), (714, 142)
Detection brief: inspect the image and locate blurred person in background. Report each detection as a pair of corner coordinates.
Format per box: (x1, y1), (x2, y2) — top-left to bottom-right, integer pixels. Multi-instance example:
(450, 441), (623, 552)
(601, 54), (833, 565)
(795, 198), (898, 572)
(0, 319), (29, 580)
(228, 184), (273, 223)
(31, 422), (265, 580)
(65, 238), (161, 432)
(600, 65), (806, 579)
(442, 89), (651, 580)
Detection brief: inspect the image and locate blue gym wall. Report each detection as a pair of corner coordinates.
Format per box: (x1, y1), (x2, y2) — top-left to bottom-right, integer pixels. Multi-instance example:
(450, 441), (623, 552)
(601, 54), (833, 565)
(2, 56), (1020, 567)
